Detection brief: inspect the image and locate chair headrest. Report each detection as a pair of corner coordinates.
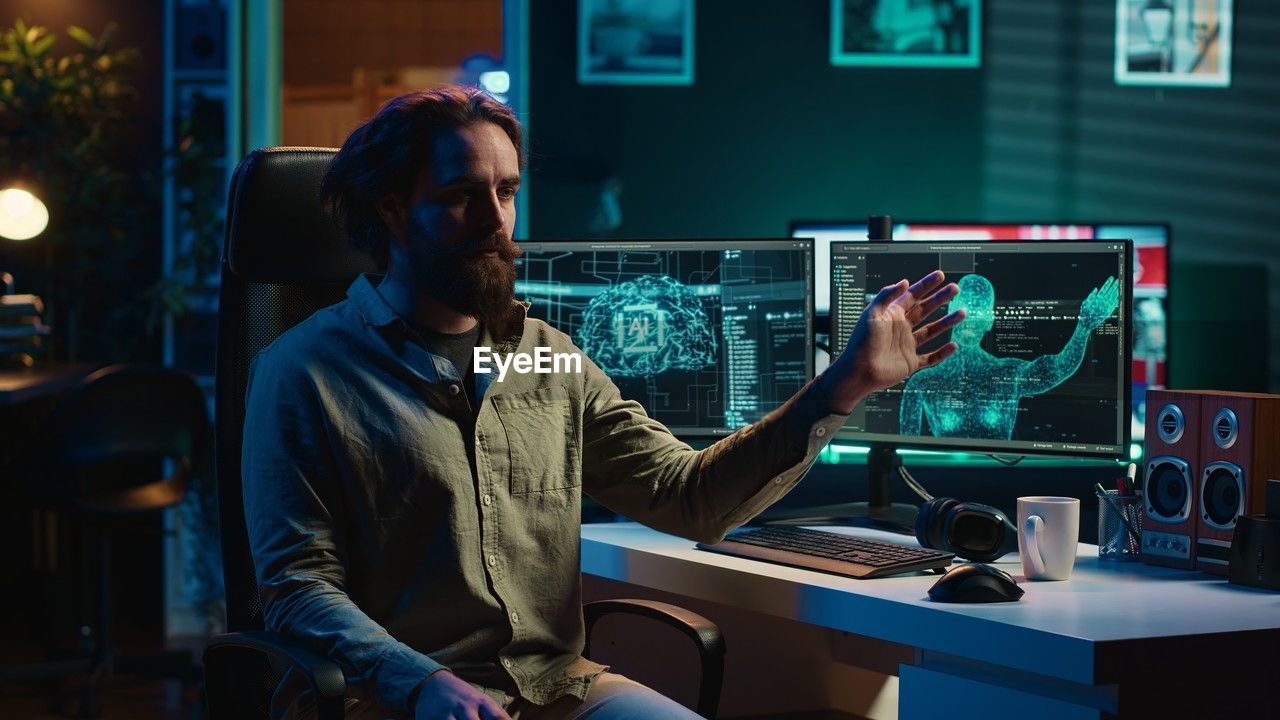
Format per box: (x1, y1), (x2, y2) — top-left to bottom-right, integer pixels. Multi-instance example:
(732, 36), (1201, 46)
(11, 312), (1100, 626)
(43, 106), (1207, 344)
(224, 147), (379, 284)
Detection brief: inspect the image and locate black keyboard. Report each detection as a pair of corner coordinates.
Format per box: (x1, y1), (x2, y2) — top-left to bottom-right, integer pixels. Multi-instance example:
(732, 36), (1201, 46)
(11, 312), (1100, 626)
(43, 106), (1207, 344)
(695, 525), (954, 579)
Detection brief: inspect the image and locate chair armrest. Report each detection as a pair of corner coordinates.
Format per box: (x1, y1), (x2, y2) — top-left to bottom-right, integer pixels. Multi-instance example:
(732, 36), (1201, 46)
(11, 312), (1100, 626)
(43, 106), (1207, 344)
(204, 630), (346, 720)
(583, 598), (724, 718)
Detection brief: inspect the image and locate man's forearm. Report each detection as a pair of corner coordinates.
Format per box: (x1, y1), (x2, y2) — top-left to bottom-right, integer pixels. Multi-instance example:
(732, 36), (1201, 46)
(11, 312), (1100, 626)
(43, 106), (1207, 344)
(260, 573), (446, 713)
(689, 376), (853, 536)
(584, 372), (851, 544)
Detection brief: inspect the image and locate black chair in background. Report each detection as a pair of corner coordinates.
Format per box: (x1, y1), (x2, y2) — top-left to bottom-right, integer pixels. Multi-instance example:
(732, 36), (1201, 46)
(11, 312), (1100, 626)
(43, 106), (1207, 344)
(203, 148), (725, 719)
(0, 363), (209, 718)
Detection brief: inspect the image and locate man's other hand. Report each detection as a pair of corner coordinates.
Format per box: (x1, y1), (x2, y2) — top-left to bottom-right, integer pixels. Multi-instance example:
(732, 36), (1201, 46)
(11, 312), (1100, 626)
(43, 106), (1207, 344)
(415, 670), (512, 720)
(822, 270), (964, 414)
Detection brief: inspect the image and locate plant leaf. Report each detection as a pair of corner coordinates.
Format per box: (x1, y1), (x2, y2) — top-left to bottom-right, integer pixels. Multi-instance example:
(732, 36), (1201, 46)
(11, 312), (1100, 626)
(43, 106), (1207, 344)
(30, 34), (54, 58)
(66, 25), (96, 49)
(97, 22), (117, 52)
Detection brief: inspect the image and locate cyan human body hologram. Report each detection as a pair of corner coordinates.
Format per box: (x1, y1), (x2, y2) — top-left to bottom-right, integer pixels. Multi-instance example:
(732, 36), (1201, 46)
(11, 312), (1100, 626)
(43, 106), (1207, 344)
(577, 274), (717, 378)
(900, 274), (1120, 440)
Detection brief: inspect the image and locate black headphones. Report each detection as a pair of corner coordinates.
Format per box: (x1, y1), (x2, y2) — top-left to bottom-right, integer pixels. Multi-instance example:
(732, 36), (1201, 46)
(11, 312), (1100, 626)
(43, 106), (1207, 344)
(915, 497), (1018, 563)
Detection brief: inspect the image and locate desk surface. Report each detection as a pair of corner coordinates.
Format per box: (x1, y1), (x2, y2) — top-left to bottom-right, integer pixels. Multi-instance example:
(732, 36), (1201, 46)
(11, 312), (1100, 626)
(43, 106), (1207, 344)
(0, 363), (94, 406)
(581, 522), (1280, 687)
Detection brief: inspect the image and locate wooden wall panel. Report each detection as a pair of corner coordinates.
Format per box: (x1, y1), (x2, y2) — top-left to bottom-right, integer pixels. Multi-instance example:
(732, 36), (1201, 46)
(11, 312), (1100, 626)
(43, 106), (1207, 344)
(283, 0), (501, 86)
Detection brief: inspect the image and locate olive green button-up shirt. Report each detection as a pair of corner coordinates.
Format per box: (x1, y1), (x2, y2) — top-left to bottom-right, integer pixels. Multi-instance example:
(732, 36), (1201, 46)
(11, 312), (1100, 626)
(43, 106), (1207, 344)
(242, 274), (849, 715)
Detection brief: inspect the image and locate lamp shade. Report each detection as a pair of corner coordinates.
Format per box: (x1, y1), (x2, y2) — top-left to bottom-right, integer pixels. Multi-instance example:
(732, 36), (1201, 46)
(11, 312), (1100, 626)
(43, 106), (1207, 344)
(0, 187), (50, 241)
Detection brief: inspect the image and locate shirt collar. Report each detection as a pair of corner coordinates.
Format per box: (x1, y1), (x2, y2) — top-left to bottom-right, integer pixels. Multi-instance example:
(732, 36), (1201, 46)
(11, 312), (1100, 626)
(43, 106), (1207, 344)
(347, 272), (531, 349)
(348, 273), (400, 328)
(484, 300), (530, 354)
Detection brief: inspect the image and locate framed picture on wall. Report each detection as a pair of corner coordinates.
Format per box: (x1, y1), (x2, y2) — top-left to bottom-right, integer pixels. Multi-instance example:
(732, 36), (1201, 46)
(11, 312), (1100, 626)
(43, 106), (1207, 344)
(578, 0), (695, 85)
(1115, 0), (1232, 87)
(830, 0), (981, 68)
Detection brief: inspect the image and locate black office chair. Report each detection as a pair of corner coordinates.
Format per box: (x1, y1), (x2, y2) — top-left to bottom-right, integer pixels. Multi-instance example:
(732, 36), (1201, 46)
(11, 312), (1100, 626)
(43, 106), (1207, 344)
(203, 147), (725, 719)
(0, 363), (209, 718)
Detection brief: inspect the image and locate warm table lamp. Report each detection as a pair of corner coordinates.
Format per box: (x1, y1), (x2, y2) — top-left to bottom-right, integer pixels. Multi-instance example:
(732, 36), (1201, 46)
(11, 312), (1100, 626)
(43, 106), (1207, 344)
(0, 187), (49, 241)
(0, 186), (52, 367)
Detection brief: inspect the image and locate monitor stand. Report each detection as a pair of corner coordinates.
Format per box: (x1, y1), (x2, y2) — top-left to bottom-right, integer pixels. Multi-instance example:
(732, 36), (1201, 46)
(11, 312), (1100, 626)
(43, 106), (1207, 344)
(762, 443), (921, 535)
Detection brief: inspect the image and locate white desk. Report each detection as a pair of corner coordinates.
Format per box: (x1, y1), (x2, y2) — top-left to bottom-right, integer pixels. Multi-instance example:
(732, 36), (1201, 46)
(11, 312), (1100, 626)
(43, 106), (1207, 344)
(581, 522), (1280, 719)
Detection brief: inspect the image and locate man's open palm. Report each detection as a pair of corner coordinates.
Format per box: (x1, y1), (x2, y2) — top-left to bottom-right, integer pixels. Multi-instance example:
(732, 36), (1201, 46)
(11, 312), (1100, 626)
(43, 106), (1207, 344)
(832, 270), (966, 397)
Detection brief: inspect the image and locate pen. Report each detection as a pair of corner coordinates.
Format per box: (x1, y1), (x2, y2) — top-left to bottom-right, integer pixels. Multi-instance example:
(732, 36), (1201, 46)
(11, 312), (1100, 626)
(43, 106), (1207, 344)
(1117, 462), (1137, 496)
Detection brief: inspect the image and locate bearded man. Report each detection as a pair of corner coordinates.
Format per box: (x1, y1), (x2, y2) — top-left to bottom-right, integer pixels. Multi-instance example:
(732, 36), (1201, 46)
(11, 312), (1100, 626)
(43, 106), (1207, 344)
(242, 85), (963, 720)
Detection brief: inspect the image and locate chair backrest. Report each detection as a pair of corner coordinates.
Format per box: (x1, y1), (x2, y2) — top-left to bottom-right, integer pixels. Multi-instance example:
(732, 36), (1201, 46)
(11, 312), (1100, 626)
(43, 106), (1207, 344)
(24, 362), (210, 514)
(215, 147), (377, 632)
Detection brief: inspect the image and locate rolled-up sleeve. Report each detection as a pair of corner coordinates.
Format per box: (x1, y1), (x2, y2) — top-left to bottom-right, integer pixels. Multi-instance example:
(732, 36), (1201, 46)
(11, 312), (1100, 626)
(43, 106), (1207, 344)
(242, 346), (444, 714)
(580, 351), (849, 544)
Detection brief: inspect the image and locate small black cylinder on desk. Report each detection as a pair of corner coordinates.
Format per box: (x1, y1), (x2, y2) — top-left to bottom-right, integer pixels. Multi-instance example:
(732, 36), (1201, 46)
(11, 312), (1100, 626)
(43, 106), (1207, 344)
(868, 215), (893, 241)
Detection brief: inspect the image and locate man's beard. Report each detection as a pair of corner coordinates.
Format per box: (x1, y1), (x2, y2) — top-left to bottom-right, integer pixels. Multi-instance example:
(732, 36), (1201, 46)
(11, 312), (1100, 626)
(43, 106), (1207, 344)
(407, 231), (523, 334)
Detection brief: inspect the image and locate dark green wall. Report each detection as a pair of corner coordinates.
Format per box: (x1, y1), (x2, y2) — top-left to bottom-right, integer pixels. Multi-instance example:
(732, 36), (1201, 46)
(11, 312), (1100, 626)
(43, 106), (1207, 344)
(979, 2), (1279, 392)
(527, 0), (983, 238)
(528, 0), (1279, 391)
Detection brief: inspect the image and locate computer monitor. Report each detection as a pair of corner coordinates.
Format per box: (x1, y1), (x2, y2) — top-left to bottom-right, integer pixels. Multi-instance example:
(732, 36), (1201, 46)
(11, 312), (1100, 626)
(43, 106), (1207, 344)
(790, 220), (1168, 440)
(818, 239), (1132, 529)
(513, 239), (814, 438)
(831, 240), (1132, 457)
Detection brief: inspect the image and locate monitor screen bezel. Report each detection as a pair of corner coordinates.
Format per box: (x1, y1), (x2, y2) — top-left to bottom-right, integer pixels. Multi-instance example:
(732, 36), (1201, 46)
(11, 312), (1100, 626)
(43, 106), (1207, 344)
(826, 237), (1134, 460)
(515, 237), (816, 438)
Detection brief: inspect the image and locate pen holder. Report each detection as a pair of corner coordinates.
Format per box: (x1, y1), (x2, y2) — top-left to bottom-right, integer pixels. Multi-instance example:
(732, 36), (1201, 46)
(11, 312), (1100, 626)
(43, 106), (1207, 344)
(1097, 489), (1143, 561)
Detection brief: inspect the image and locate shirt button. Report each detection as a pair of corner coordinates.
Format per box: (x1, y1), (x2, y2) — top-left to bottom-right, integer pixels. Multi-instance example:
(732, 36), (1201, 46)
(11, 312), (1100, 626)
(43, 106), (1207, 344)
(487, 554), (497, 567)
(502, 657), (513, 669)
(815, 427), (827, 437)
(448, 383), (461, 396)
(482, 494), (493, 506)
(510, 611), (520, 624)
(774, 477), (783, 484)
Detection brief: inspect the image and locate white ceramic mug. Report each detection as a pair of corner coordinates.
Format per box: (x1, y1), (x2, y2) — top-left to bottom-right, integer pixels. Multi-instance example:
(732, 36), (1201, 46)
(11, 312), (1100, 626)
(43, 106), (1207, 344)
(1017, 496), (1081, 581)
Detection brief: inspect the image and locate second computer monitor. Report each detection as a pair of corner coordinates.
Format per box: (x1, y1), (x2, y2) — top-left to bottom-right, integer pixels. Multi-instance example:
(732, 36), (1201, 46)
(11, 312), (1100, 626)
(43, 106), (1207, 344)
(792, 220), (1167, 440)
(514, 239), (813, 438)
(829, 240), (1132, 459)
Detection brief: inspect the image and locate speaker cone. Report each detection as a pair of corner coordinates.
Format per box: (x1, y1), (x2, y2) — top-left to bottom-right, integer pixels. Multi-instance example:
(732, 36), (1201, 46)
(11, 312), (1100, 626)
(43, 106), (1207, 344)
(1145, 457), (1191, 522)
(1201, 462), (1244, 529)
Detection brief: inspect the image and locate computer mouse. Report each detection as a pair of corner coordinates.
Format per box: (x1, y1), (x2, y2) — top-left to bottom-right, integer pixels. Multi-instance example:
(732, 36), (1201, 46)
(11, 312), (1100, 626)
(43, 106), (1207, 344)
(927, 562), (1024, 603)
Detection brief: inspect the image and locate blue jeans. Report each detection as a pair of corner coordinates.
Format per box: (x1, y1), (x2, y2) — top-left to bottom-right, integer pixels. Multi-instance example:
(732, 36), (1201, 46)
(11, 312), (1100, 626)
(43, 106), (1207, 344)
(294, 672), (703, 720)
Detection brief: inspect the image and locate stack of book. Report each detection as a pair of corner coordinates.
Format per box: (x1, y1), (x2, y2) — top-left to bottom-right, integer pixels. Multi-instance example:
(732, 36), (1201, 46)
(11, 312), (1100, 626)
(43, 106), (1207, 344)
(1, 293), (50, 366)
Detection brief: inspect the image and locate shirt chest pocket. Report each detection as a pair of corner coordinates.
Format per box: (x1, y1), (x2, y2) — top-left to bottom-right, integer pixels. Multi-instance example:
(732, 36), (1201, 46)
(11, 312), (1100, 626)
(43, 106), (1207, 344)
(493, 386), (581, 496)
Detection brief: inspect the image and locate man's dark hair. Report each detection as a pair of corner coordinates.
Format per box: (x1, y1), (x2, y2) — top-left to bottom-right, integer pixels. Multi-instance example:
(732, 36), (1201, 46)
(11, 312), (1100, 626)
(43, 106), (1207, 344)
(320, 84), (524, 265)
